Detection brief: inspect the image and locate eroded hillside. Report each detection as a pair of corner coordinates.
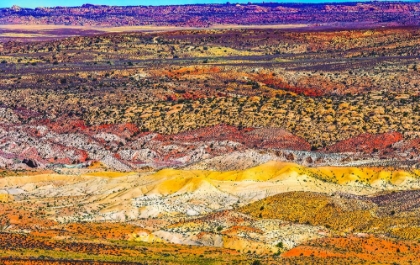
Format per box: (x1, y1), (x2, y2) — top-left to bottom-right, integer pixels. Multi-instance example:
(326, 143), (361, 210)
(0, 28), (419, 161)
(1, 20), (420, 265)
(1, 162), (420, 264)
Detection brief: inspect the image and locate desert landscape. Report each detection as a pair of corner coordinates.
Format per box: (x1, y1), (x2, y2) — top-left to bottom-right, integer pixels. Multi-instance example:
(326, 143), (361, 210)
(0, 1), (420, 264)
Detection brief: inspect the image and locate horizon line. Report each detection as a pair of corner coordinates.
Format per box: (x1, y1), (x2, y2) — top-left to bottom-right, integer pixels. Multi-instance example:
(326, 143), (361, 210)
(2, 0), (418, 9)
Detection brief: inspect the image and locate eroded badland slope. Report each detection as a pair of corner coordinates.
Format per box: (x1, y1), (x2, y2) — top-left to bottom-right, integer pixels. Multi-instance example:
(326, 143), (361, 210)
(1, 13), (420, 264)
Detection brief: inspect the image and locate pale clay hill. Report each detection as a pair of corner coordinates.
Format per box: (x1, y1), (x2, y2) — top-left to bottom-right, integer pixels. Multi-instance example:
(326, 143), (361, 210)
(1, 161), (420, 254)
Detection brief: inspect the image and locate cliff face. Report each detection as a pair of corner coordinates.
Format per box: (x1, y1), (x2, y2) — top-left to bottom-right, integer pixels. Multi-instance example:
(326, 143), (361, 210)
(0, 2), (420, 27)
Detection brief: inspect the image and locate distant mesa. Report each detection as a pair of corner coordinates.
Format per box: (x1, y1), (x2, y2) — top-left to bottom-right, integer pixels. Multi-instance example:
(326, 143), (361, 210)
(82, 3), (109, 8)
(1, 2), (420, 27)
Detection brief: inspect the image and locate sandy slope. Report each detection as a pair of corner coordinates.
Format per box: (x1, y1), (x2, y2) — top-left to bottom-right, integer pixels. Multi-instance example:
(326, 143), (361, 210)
(1, 161), (419, 221)
(1, 161), (420, 254)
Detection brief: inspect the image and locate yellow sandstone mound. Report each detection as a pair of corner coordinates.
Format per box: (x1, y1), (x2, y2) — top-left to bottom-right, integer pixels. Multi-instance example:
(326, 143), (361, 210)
(0, 193), (13, 202)
(149, 161), (420, 194)
(153, 161), (304, 183)
(306, 166), (420, 185)
(1, 162), (419, 222)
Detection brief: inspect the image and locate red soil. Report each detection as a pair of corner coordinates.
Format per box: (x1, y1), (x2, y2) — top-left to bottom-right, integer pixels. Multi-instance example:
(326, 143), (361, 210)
(323, 132), (403, 153)
(283, 236), (420, 263)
